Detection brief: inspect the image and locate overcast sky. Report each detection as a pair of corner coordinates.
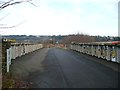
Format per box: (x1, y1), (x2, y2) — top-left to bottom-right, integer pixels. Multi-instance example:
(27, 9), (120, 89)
(0, 0), (119, 36)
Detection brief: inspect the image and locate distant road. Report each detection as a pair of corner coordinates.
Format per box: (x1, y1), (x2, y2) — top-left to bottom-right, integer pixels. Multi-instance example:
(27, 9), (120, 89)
(11, 48), (119, 88)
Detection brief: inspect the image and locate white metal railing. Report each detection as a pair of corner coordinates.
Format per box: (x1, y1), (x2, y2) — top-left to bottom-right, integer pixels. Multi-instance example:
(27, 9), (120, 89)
(70, 42), (120, 63)
(6, 43), (43, 72)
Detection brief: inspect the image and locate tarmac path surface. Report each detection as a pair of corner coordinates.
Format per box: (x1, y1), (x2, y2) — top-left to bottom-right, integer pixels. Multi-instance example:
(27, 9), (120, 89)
(11, 48), (119, 88)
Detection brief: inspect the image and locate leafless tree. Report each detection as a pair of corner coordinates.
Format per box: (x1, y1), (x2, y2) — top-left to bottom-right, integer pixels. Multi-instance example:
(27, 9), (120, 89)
(62, 34), (95, 44)
(0, 0), (38, 29)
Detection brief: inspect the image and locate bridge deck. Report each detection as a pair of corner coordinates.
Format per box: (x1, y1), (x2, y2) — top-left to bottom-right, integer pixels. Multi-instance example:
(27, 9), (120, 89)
(10, 48), (119, 88)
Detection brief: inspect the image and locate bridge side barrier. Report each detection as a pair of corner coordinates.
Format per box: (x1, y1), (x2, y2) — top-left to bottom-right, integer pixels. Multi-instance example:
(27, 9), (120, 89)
(106, 46), (111, 61)
(117, 46), (120, 63)
(6, 43), (43, 72)
(70, 43), (120, 63)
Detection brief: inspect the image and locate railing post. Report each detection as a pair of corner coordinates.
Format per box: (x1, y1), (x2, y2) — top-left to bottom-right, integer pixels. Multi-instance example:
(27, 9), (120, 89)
(116, 46), (120, 63)
(106, 45), (111, 61)
(111, 46), (117, 62)
(7, 48), (11, 72)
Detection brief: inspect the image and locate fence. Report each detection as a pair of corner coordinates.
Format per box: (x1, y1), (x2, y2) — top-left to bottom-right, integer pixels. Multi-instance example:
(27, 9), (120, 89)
(6, 43), (43, 72)
(70, 41), (120, 63)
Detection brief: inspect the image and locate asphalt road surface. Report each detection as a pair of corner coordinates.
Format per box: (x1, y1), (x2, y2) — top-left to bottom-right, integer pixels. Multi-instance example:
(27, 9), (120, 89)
(11, 48), (119, 88)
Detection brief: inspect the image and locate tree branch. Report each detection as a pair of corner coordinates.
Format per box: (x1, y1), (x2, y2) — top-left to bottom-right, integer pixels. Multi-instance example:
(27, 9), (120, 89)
(0, 0), (37, 10)
(0, 20), (27, 29)
(0, 0), (38, 29)
(0, 14), (10, 21)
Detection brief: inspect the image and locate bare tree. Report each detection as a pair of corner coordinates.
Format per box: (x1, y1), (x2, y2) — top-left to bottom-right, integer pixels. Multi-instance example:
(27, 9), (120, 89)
(0, 0), (37, 29)
(62, 34), (95, 44)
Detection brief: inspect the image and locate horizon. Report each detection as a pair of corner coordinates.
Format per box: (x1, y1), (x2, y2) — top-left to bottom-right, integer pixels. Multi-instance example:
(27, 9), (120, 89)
(1, 34), (119, 37)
